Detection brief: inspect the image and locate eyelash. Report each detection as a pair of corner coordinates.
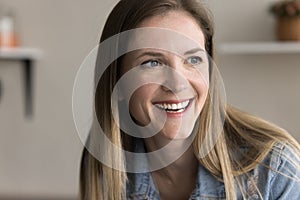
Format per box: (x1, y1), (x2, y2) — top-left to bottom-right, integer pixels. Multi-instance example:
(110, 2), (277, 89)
(140, 56), (203, 68)
(141, 59), (162, 68)
(185, 56), (203, 65)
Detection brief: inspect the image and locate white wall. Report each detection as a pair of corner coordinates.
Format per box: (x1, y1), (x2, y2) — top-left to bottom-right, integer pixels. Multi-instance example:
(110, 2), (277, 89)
(0, 0), (119, 198)
(0, 0), (299, 198)
(209, 0), (300, 141)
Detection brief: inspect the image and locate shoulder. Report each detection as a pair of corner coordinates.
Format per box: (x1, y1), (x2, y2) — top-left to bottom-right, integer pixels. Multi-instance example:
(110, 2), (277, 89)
(270, 143), (300, 195)
(266, 142), (300, 178)
(255, 142), (300, 199)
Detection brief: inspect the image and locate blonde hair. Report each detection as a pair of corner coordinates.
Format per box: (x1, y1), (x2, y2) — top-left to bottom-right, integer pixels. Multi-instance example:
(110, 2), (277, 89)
(80, 0), (300, 199)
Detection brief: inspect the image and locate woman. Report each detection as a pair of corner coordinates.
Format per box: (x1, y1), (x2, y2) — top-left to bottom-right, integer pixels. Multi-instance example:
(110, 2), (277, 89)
(80, 0), (300, 199)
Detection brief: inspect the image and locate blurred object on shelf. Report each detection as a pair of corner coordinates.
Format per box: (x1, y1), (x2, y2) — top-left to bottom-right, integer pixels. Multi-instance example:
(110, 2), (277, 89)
(270, 0), (300, 17)
(277, 17), (300, 40)
(0, 7), (19, 48)
(270, 0), (300, 41)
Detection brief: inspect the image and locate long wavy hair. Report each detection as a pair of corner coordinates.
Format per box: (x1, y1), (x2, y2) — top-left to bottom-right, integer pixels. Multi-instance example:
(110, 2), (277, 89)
(80, 0), (300, 199)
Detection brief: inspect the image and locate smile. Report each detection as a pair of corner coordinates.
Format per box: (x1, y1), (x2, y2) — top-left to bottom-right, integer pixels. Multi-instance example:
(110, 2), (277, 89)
(154, 99), (191, 113)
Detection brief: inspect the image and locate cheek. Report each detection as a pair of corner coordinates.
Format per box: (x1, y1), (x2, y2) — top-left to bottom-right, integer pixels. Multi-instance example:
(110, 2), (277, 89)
(128, 85), (157, 124)
(129, 85), (155, 104)
(191, 75), (209, 107)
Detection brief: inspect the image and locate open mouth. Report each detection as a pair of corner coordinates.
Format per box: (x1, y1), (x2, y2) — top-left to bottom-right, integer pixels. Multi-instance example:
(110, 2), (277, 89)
(153, 99), (192, 113)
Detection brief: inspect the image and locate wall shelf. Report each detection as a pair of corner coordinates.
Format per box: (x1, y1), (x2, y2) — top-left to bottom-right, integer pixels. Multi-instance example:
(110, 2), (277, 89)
(219, 41), (300, 55)
(0, 47), (42, 59)
(0, 47), (42, 117)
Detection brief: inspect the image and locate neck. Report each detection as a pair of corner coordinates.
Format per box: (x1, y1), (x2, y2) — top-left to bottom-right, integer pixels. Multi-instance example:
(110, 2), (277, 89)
(144, 136), (199, 200)
(144, 136), (199, 181)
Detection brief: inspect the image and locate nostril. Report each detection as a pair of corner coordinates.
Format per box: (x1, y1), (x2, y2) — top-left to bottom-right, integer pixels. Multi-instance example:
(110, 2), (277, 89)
(161, 78), (188, 93)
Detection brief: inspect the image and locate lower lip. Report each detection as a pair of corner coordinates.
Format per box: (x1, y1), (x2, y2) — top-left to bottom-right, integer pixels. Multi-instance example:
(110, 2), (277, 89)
(156, 99), (193, 118)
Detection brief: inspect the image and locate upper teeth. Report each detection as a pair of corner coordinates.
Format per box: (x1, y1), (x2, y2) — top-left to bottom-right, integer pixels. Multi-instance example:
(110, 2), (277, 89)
(155, 100), (190, 110)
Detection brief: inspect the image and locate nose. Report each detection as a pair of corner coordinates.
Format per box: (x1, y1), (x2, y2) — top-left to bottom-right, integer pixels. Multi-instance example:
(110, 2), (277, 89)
(161, 62), (188, 93)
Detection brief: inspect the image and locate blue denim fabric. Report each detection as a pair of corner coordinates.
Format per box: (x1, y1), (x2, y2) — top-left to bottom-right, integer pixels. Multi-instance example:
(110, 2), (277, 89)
(126, 142), (300, 200)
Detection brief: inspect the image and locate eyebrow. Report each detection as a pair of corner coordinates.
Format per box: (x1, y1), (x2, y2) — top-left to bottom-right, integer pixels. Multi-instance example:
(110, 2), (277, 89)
(135, 48), (204, 60)
(184, 48), (204, 55)
(136, 51), (164, 60)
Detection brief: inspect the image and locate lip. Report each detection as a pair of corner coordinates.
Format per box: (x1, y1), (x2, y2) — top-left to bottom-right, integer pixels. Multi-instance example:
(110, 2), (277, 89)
(152, 98), (194, 117)
(152, 98), (192, 104)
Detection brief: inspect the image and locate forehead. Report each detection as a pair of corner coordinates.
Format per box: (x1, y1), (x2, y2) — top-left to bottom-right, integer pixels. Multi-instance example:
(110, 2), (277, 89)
(122, 11), (206, 57)
(137, 10), (205, 49)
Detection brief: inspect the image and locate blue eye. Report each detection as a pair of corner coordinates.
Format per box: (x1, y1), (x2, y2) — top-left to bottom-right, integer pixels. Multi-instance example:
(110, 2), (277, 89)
(186, 56), (202, 65)
(141, 60), (162, 68)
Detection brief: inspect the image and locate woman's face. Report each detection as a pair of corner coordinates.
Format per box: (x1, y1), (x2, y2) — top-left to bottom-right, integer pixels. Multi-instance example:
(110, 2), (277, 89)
(120, 11), (209, 140)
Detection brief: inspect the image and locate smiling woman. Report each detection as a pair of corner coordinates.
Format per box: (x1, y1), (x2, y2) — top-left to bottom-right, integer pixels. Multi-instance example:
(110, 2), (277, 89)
(120, 35), (209, 140)
(79, 0), (300, 200)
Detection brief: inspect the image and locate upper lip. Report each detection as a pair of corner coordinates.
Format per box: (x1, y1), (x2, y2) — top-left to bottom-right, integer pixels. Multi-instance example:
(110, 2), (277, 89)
(152, 98), (193, 104)
(152, 98), (194, 111)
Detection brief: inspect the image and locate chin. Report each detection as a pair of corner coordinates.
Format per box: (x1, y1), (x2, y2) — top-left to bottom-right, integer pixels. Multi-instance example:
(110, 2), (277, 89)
(163, 120), (197, 139)
(160, 129), (194, 140)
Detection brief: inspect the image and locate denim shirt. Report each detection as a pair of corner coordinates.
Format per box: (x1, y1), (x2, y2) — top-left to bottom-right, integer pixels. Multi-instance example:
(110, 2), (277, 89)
(126, 142), (300, 200)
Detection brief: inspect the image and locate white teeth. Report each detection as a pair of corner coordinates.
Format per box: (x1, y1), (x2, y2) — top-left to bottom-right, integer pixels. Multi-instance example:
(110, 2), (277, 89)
(172, 104), (177, 110)
(178, 103), (182, 109)
(182, 101), (189, 108)
(166, 109), (185, 113)
(154, 100), (190, 112)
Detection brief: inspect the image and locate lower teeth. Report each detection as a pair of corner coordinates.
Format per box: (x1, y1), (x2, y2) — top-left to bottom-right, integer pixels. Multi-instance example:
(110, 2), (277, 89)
(166, 108), (185, 113)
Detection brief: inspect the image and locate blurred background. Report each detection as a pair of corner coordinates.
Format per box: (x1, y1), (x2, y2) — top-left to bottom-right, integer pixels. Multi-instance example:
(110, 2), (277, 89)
(0, 0), (299, 199)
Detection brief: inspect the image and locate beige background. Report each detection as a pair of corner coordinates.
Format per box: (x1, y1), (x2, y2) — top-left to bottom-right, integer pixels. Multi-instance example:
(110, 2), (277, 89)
(0, 0), (299, 199)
